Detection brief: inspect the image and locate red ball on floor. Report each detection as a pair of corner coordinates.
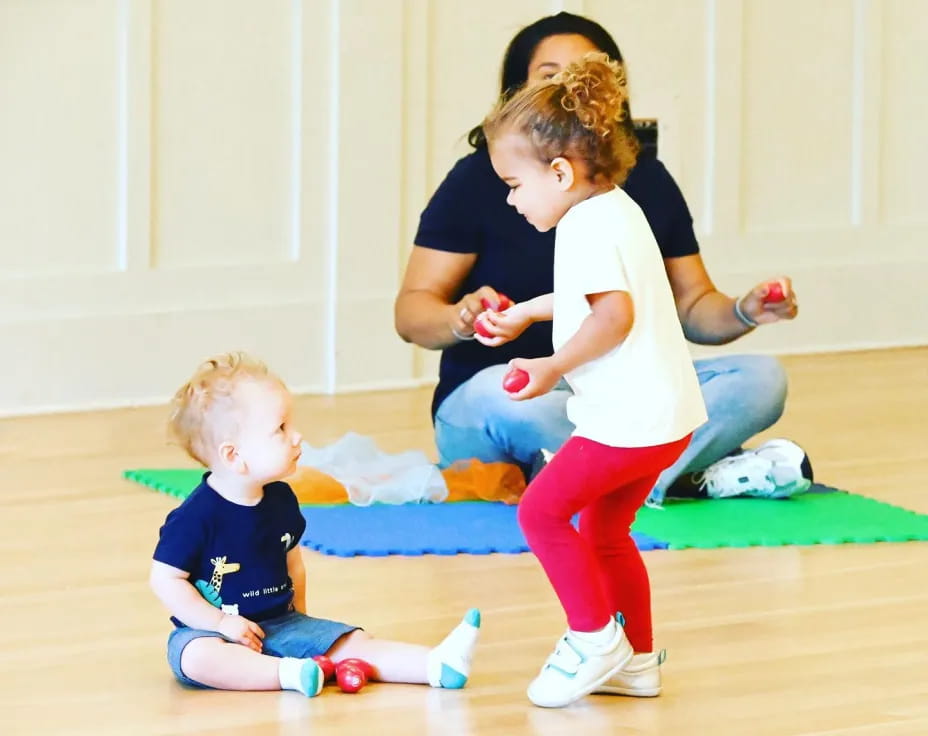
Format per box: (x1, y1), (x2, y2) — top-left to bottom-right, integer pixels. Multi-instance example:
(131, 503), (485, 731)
(312, 655), (335, 682)
(337, 658), (375, 679)
(335, 662), (368, 693)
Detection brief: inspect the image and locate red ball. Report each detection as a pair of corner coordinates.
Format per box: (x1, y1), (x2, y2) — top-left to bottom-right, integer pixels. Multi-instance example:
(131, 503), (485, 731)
(480, 292), (512, 311)
(337, 658), (375, 679)
(312, 655), (335, 682)
(474, 316), (493, 338)
(764, 281), (785, 303)
(335, 662), (367, 693)
(502, 368), (530, 393)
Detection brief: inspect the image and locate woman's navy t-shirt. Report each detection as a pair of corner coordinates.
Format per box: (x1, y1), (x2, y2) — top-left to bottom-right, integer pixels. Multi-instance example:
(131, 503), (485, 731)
(153, 475), (306, 625)
(414, 145), (700, 418)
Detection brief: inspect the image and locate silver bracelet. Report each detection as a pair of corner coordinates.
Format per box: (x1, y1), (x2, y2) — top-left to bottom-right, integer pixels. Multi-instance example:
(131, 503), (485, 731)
(450, 325), (475, 341)
(733, 295), (758, 328)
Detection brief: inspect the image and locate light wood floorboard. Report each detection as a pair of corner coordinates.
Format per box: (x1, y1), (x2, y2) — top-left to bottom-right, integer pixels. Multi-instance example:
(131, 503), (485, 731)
(1, 347), (926, 735)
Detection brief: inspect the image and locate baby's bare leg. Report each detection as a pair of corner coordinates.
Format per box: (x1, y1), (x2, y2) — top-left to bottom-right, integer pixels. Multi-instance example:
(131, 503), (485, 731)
(180, 637), (322, 696)
(327, 608), (481, 688)
(181, 637), (282, 690)
(328, 630), (430, 683)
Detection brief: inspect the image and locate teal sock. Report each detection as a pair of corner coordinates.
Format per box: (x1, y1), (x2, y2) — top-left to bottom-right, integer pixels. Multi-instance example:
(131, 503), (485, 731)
(278, 657), (323, 697)
(427, 608), (481, 689)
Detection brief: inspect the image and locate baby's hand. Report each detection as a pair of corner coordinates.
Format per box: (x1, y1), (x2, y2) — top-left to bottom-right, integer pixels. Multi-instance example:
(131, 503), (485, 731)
(219, 614), (265, 652)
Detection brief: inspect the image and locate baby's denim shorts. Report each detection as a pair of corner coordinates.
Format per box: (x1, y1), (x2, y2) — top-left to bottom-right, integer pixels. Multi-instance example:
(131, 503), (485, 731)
(166, 611), (358, 687)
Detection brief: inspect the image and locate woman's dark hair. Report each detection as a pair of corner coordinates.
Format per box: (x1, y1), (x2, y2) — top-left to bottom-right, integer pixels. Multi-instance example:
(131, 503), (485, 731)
(468, 12), (631, 148)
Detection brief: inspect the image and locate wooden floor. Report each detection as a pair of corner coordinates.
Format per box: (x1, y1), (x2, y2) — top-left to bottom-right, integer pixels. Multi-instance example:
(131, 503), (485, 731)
(1, 347), (926, 736)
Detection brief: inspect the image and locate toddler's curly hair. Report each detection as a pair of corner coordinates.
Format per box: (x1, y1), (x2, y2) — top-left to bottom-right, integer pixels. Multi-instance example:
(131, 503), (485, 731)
(168, 352), (281, 466)
(483, 51), (639, 185)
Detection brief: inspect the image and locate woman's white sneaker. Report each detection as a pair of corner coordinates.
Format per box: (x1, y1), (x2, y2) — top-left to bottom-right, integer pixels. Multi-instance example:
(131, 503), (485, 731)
(526, 623), (634, 708)
(696, 439), (812, 499)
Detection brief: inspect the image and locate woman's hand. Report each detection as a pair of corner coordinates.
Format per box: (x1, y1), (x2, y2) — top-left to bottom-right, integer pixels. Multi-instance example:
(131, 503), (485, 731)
(737, 277), (799, 325)
(472, 302), (533, 346)
(218, 614), (265, 652)
(453, 287), (513, 339)
(503, 357), (561, 401)
(395, 247), (480, 349)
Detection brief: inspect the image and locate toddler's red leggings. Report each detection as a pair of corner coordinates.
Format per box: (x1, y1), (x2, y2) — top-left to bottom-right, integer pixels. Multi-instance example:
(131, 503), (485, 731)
(517, 434), (691, 652)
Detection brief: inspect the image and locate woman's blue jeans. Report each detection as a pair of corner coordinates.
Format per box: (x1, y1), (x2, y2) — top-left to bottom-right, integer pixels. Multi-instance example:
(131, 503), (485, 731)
(434, 354), (788, 505)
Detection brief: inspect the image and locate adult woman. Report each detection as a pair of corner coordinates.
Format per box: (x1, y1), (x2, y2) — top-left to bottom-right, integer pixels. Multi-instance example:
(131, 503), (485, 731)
(395, 12), (811, 505)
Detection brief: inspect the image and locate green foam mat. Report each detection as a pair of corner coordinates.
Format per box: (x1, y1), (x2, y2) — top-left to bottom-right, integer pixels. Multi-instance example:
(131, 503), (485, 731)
(124, 468), (203, 500)
(124, 468), (928, 550)
(632, 490), (928, 549)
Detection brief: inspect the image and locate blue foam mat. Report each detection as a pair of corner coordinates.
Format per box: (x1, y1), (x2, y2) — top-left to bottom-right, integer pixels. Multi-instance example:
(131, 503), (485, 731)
(126, 469), (928, 556)
(299, 501), (667, 557)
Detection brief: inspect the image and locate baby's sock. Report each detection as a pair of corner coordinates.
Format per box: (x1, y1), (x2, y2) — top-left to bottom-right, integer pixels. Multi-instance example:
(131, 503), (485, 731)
(278, 656), (323, 697)
(427, 608), (481, 689)
(569, 617), (618, 653)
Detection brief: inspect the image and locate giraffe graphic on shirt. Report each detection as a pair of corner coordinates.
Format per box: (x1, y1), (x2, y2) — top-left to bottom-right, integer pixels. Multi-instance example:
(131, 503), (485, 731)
(210, 556), (241, 591)
(194, 555), (241, 615)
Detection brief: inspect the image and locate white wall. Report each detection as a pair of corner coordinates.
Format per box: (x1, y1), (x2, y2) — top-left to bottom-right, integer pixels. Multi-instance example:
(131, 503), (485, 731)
(2, 0), (926, 415)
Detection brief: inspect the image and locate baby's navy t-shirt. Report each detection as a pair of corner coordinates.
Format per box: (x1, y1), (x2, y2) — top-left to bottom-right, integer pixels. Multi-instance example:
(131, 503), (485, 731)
(153, 475), (306, 625)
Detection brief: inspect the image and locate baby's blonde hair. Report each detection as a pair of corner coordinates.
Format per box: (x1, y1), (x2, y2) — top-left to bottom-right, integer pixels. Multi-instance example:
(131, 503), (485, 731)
(168, 352), (281, 466)
(483, 51), (639, 185)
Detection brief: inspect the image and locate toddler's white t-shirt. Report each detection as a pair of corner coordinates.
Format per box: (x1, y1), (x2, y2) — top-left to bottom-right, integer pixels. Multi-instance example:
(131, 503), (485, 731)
(552, 187), (707, 447)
